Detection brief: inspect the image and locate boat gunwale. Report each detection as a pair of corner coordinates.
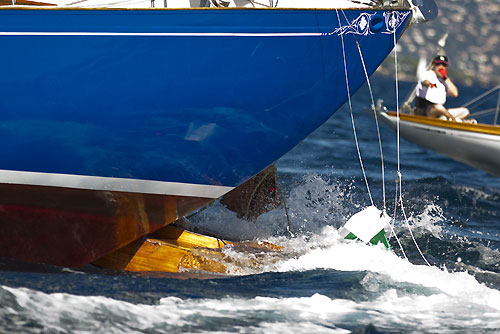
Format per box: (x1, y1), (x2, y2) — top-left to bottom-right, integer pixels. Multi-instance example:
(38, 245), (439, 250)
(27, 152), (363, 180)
(385, 111), (500, 136)
(0, 6), (413, 11)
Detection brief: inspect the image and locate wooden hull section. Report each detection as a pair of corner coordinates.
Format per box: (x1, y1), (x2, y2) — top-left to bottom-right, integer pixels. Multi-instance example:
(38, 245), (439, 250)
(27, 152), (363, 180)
(93, 224), (282, 274)
(0, 165), (282, 270)
(0, 184), (213, 267)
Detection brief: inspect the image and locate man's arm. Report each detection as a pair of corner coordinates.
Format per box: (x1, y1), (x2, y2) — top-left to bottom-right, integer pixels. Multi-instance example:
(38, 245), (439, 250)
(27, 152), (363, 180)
(444, 78), (459, 97)
(437, 67), (459, 97)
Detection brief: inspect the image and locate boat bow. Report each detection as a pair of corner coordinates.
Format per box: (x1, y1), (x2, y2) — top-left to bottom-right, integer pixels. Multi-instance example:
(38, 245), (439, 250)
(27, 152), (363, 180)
(0, 2), (423, 268)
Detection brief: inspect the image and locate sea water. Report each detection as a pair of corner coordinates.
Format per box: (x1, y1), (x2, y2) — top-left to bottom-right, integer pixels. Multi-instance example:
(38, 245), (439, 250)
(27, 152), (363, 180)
(1, 76), (500, 333)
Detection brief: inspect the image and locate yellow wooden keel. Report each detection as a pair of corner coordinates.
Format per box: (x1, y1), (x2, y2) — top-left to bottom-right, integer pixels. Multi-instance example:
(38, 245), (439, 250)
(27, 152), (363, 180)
(93, 224), (281, 274)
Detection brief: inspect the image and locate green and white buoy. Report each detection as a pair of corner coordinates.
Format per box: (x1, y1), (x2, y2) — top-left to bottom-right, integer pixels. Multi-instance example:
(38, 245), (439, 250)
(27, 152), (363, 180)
(341, 205), (391, 249)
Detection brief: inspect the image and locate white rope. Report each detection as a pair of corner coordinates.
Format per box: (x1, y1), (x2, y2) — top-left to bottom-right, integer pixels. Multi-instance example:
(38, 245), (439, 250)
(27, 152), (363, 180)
(390, 176), (408, 259)
(336, 9), (374, 207)
(392, 28), (431, 267)
(336, 11), (428, 264)
(340, 9), (386, 212)
(339, 9), (405, 257)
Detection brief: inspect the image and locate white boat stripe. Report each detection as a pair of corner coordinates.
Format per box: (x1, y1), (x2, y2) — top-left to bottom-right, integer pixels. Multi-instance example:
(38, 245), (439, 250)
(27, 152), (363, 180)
(0, 31), (323, 37)
(0, 169), (234, 198)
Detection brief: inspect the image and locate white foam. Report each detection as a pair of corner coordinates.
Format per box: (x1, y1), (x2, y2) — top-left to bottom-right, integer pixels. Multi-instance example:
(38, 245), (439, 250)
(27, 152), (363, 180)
(181, 174), (500, 318)
(268, 226), (500, 312)
(0, 285), (356, 333)
(406, 203), (445, 238)
(1, 286), (190, 333)
(3, 284), (500, 333)
(2, 219), (500, 332)
(183, 173), (350, 241)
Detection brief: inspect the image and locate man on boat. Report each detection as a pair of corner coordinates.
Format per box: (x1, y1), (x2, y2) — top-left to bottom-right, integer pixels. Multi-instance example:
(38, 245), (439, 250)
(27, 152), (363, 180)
(414, 55), (470, 121)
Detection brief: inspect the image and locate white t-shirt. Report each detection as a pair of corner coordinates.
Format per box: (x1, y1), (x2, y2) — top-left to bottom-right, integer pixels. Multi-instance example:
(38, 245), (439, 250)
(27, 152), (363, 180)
(416, 70), (447, 105)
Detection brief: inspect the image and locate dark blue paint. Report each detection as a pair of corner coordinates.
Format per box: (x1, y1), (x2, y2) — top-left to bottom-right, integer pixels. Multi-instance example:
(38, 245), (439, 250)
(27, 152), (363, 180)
(370, 13), (385, 33)
(0, 9), (410, 187)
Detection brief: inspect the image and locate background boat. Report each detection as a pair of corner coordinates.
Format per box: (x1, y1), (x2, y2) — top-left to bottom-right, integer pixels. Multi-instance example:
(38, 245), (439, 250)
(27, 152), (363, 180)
(376, 35), (500, 179)
(376, 108), (500, 177)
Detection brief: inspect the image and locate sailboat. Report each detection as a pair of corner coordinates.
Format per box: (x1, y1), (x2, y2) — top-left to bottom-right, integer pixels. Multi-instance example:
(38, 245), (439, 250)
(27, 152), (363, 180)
(0, 0), (436, 272)
(376, 34), (500, 178)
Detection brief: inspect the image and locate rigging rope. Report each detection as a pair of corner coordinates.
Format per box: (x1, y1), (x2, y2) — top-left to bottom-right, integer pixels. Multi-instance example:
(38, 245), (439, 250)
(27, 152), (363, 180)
(392, 28), (431, 267)
(390, 175), (408, 259)
(339, 9), (406, 258)
(340, 9), (386, 212)
(335, 9), (374, 208)
(495, 91), (500, 126)
(336, 10), (431, 265)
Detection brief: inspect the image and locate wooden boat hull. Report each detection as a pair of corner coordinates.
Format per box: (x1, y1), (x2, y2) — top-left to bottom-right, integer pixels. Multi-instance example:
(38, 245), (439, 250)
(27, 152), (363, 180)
(0, 183), (214, 267)
(378, 111), (500, 177)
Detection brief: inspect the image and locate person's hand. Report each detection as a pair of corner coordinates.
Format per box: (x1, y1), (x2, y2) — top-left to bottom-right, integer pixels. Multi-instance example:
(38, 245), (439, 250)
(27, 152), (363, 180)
(438, 68), (447, 79)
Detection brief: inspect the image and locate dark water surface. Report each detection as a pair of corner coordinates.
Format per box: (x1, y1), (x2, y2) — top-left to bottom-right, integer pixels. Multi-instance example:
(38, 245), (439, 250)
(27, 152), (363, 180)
(1, 76), (499, 333)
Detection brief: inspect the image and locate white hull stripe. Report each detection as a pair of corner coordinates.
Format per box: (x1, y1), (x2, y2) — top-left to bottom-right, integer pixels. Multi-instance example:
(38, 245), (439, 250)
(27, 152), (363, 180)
(0, 169), (234, 198)
(0, 31), (323, 37)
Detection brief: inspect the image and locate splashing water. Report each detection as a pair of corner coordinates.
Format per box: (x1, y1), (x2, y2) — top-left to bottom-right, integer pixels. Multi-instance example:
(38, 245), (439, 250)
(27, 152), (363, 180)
(2, 221), (500, 334)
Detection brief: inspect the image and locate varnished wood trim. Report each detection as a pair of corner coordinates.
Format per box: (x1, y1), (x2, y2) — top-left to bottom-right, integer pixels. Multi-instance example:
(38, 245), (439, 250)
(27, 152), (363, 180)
(385, 111), (500, 136)
(94, 224), (283, 273)
(152, 224), (228, 249)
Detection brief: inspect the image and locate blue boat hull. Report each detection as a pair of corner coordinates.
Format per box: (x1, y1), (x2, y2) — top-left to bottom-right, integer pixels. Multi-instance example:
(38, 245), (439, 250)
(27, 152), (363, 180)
(0, 7), (412, 266)
(0, 8), (411, 191)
